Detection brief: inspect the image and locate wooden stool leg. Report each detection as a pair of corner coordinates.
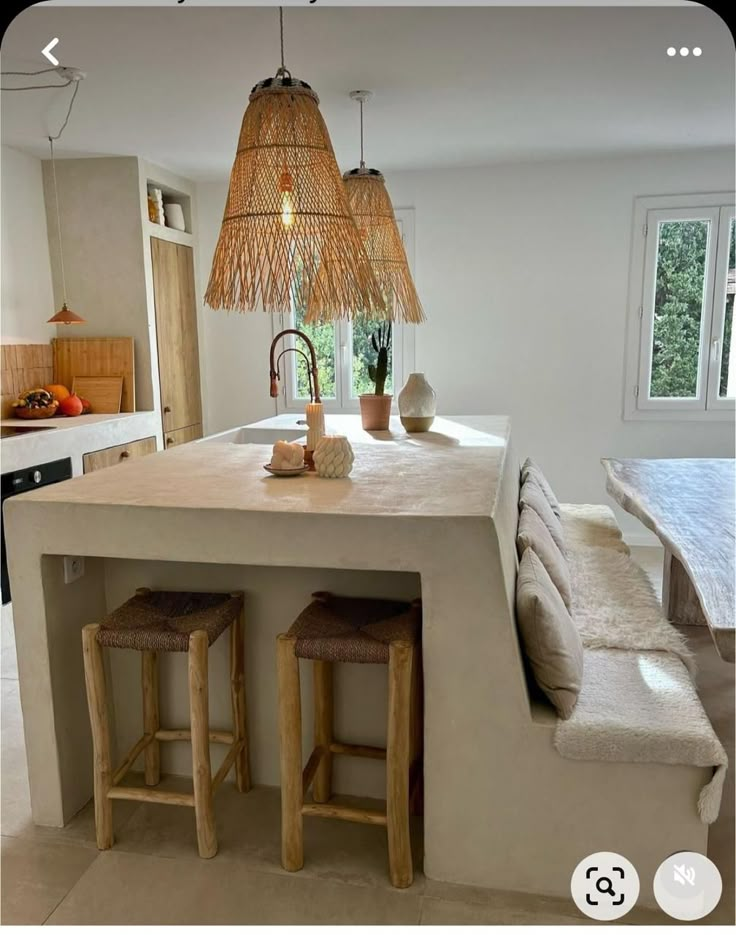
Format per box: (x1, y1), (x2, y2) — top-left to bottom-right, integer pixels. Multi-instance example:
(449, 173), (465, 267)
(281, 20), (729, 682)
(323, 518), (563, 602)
(230, 604), (251, 792)
(276, 634), (304, 872)
(409, 644), (424, 816)
(82, 624), (114, 850)
(386, 640), (414, 889)
(142, 651), (160, 786)
(188, 630), (217, 859)
(313, 660), (333, 804)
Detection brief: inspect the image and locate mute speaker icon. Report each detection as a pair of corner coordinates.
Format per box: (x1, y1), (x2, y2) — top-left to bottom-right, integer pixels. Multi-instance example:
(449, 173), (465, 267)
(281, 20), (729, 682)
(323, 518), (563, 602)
(674, 865), (696, 887)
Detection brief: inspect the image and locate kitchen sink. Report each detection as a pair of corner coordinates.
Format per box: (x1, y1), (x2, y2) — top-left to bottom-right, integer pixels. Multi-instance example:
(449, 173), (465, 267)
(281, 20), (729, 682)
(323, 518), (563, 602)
(199, 425), (306, 445)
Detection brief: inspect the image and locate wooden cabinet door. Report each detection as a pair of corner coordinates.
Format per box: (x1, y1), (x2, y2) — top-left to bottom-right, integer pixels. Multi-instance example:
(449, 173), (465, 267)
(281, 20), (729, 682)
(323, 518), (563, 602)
(151, 239), (203, 434)
(164, 423), (203, 449)
(83, 436), (157, 473)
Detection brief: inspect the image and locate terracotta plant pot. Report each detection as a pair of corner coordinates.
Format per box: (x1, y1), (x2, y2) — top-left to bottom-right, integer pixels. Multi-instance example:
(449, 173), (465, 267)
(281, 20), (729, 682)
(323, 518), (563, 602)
(359, 394), (393, 431)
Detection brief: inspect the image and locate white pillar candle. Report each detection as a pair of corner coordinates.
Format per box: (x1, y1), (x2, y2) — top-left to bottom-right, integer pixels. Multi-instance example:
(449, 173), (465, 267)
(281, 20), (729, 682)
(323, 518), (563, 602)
(305, 402), (325, 452)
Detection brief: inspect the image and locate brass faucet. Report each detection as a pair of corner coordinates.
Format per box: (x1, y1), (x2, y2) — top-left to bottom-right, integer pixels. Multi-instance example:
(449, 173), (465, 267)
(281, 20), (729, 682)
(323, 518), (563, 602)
(269, 329), (322, 403)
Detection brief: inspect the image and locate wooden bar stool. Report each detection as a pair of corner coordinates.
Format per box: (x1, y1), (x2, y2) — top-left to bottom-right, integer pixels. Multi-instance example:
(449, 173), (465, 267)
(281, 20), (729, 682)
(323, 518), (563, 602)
(82, 588), (250, 859)
(276, 592), (422, 888)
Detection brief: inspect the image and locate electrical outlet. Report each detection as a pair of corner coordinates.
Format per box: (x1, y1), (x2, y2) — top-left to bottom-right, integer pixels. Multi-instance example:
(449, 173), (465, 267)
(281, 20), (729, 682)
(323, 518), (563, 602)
(63, 556), (85, 584)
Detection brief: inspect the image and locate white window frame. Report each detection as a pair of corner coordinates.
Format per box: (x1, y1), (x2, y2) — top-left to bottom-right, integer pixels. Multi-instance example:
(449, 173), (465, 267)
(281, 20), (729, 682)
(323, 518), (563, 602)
(623, 192), (735, 421)
(272, 208), (417, 414)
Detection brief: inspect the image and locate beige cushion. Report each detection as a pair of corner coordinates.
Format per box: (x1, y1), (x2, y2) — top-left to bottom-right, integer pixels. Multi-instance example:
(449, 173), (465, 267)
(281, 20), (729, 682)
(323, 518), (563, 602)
(516, 549), (583, 719)
(519, 477), (566, 555)
(521, 457), (561, 518)
(517, 505), (572, 610)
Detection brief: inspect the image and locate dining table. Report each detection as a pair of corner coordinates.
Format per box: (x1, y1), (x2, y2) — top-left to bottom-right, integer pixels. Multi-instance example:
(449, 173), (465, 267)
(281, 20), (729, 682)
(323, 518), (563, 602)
(602, 457), (735, 663)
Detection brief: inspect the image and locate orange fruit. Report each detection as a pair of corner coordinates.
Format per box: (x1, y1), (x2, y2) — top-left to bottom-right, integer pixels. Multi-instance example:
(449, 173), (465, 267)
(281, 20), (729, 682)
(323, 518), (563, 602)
(44, 384), (71, 402)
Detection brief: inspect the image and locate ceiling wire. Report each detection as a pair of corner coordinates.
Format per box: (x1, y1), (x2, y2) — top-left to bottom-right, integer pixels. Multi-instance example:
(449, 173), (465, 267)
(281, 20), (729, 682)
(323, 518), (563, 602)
(48, 79), (80, 141)
(1, 80), (71, 90)
(1, 66), (70, 91)
(1, 64), (83, 306)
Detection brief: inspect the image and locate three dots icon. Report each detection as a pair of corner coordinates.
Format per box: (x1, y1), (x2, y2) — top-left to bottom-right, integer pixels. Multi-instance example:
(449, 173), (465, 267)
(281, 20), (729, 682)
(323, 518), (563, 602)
(667, 47), (702, 57)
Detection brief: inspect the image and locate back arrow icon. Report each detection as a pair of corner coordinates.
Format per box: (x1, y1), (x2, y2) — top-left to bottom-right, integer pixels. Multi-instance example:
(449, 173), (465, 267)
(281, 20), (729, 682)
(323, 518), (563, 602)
(42, 38), (59, 66)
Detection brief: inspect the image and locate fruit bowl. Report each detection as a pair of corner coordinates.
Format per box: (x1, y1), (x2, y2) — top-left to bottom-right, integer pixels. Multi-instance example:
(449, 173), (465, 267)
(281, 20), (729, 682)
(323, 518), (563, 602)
(13, 405), (58, 420)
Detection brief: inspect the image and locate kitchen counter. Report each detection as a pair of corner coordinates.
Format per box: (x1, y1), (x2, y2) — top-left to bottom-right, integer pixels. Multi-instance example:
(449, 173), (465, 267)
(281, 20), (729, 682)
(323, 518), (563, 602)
(1, 411), (162, 475)
(3, 416), (713, 903)
(6, 414), (521, 886)
(28, 416), (506, 517)
(11, 413), (644, 901)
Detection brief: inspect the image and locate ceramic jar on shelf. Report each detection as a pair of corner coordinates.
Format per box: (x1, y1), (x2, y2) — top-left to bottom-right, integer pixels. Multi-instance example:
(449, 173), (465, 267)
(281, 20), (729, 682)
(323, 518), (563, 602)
(398, 373), (436, 432)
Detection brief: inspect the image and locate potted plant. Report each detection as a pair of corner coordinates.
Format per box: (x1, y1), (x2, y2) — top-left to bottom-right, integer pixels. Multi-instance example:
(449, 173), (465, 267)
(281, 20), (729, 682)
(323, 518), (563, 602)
(359, 323), (393, 431)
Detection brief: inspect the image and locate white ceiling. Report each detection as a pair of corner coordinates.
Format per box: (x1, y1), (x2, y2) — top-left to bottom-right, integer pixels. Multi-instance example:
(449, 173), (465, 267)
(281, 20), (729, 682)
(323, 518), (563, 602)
(1, 5), (732, 180)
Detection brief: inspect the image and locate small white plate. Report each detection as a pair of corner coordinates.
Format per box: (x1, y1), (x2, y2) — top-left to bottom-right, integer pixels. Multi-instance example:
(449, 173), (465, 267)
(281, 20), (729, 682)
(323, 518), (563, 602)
(263, 462), (309, 477)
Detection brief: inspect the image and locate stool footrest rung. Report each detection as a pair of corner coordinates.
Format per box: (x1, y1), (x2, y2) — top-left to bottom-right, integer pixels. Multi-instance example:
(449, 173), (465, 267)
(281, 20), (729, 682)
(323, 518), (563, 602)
(302, 802), (387, 826)
(302, 746), (326, 795)
(107, 786), (195, 807)
(112, 733), (155, 786)
(329, 741), (386, 760)
(212, 739), (245, 791)
(155, 728), (234, 745)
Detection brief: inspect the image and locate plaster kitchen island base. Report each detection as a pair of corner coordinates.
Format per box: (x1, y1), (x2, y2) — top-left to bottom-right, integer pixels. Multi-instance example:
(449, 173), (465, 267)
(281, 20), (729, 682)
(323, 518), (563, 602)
(4, 417), (707, 903)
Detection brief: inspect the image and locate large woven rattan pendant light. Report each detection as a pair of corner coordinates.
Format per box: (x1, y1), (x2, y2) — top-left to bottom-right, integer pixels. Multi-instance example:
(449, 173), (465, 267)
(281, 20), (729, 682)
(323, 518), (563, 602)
(205, 8), (384, 319)
(309, 90), (425, 324)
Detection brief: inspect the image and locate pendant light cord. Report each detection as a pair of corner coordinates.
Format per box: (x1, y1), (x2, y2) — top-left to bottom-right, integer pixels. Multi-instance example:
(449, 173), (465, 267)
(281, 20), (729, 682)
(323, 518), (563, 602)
(48, 79), (81, 143)
(275, 7), (291, 79)
(48, 138), (68, 304)
(46, 80), (81, 306)
(359, 98), (365, 168)
(279, 6), (285, 72)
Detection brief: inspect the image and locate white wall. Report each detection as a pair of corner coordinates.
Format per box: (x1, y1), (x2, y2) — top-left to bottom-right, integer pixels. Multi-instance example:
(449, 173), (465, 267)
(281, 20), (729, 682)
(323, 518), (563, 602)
(42, 156), (155, 409)
(1, 146), (55, 343)
(195, 148), (735, 538)
(195, 182), (277, 434)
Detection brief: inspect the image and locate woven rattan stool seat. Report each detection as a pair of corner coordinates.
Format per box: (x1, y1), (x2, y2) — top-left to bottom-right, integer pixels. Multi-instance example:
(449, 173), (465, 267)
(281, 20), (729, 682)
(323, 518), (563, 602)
(97, 590), (244, 652)
(287, 591), (420, 664)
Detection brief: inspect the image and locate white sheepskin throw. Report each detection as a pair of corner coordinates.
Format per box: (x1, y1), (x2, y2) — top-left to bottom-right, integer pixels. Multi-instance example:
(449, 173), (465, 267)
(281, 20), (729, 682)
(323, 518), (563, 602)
(568, 545), (695, 674)
(554, 649), (727, 824)
(559, 504), (630, 554)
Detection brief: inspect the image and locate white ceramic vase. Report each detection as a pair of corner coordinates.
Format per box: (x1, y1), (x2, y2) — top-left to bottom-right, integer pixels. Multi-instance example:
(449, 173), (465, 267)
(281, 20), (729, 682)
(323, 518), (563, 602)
(313, 435), (355, 478)
(164, 203), (186, 231)
(398, 372), (436, 432)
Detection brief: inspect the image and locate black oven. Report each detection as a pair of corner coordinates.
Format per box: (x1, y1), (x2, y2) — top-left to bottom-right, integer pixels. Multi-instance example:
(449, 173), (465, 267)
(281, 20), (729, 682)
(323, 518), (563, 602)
(1, 457), (72, 604)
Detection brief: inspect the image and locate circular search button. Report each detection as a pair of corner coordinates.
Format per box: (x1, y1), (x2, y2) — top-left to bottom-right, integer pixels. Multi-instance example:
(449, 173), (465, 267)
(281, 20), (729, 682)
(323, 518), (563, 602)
(571, 852), (640, 921)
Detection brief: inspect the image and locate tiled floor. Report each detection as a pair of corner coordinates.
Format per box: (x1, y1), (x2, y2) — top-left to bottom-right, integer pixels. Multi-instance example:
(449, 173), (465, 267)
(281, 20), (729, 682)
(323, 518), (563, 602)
(1, 550), (733, 925)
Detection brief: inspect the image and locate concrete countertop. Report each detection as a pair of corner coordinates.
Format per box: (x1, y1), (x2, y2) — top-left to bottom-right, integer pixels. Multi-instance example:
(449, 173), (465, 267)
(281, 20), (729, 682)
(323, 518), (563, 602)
(1, 411), (162, 475)
(1, 412), (152, 431)
(11, 416), (510, 519)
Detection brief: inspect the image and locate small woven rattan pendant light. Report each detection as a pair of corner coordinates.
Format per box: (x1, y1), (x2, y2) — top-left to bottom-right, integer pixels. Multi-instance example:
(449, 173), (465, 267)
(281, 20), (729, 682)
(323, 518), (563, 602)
(205, 8), (384, 319)
(310, 90), (424, 324)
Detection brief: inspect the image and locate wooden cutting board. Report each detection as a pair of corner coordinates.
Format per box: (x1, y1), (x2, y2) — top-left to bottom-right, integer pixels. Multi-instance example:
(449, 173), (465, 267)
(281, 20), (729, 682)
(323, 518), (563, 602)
(72, 376), (123, 413)
(53, 337), (135, 411)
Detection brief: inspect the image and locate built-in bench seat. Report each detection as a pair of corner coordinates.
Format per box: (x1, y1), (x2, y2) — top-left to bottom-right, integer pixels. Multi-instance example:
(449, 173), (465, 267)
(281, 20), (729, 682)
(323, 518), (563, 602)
(515, 464), (727, 839)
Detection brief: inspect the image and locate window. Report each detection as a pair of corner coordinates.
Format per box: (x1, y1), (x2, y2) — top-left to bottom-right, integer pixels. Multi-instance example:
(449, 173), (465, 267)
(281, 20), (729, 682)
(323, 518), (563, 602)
(272, 209), (415, 413)
(625, 193), (735, 419)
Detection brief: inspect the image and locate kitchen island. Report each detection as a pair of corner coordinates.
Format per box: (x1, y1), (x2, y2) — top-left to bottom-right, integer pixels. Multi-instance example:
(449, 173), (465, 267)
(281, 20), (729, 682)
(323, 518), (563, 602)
(3, 416), (708, 901)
